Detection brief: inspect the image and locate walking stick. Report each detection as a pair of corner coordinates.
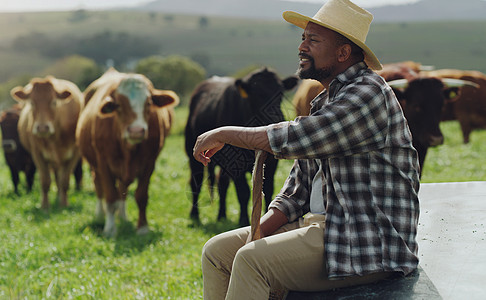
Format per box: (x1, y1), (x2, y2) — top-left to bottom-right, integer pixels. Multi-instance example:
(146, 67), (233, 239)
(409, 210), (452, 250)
(250, 150), (268, 241)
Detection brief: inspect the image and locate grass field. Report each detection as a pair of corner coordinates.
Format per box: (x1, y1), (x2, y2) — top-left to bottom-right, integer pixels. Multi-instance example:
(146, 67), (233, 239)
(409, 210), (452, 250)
(0, 102), (485, 298)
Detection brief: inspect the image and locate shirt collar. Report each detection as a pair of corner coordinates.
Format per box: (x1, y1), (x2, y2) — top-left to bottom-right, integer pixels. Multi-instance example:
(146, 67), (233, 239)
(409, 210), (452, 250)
(329, 62), (368, 97)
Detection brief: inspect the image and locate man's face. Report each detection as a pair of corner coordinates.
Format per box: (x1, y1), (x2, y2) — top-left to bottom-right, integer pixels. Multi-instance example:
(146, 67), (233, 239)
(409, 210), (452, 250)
(297, 22), (340, 82)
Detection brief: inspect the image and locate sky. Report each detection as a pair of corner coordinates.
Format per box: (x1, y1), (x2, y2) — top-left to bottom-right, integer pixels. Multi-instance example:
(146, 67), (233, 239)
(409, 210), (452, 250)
(0, 0), (421, 13)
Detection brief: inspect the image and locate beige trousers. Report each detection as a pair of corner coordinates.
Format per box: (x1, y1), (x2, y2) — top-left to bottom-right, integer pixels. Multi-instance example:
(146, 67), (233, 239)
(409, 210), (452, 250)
(201, 214), (393, 300)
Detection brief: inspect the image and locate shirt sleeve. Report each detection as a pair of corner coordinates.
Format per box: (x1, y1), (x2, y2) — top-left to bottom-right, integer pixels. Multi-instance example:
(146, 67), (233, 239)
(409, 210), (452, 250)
(268, 81), (389, 160)
(268, 159), (316, 222)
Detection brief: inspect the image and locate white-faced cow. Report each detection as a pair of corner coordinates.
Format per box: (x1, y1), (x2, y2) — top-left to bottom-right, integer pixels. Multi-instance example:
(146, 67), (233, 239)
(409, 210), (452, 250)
(11, 76), (83, 208)
(185, 67), (298, 226)
(422, 69), (486, 143)
(76, 68), (179, 237)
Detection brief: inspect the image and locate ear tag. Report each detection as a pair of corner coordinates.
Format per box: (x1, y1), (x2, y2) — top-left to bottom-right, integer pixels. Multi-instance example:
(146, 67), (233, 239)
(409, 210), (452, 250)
(238, 86), (248, 99)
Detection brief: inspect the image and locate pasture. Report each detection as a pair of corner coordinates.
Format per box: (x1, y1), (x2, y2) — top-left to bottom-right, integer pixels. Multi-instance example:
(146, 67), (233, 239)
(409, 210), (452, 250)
(1, 9), (486, 299)
(0, 101), (485, 298)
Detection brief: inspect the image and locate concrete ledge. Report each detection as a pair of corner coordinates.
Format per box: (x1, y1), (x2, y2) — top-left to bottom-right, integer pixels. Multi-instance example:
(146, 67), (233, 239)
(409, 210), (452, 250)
(286, 181), (486, 300)
(285, 266), (441, 300)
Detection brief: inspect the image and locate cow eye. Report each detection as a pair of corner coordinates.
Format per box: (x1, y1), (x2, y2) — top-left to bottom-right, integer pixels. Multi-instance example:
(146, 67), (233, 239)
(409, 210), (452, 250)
(101, 101), (119, 114)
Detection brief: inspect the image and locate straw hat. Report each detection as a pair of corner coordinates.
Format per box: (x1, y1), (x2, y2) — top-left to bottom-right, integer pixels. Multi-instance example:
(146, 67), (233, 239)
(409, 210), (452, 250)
(283, 0), (382, 70)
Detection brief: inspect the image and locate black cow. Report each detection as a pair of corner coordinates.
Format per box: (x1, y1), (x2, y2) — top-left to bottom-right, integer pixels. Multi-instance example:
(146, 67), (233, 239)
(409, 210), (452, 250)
(0, 105), (36, 194)
(185, 67), (298, 226)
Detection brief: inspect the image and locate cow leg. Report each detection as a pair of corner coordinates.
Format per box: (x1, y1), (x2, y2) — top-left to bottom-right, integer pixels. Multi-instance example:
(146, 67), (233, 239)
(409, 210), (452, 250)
(55, 164), (71, 207)
(460, 122), (472, 144)
(104, 201), (118, 238)
(98, 167), (119, 238)
(8, 165), (20, 195)
(25, 163), (36, 193)
(189, 158), (204, 223)
(134, 176), (151, 235)
(73, 159), (83, 190)
(233, 175), (251, 227)
(207, 163), (216, 201)
(92, 169), (105, 223)
(36, 162), (51, 210)
(217, 170), (231, 221)
(117, 182), (128, 221)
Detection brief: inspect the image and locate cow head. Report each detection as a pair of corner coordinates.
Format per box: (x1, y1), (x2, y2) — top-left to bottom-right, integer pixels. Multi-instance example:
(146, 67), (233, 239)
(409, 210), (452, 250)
(235, 67), (298, 124)
(11, 78), (72, 138)
(389, 77), (478, 147)
(98, 74), (178, 145)
(392, 78), (449, 151)
(0, 109), (21, 153)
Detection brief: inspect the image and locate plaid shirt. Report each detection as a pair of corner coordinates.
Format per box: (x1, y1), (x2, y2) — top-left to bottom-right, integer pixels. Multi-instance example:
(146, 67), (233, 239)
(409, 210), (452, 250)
(267, 62), (420, 278)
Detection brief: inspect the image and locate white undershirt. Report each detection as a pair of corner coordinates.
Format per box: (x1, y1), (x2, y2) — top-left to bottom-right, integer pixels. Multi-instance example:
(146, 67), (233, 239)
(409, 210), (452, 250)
(310, 160), (326, 214)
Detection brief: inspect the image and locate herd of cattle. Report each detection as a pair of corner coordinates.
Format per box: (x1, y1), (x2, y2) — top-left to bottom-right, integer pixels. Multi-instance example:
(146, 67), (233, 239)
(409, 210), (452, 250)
(0, 62), (485, 235)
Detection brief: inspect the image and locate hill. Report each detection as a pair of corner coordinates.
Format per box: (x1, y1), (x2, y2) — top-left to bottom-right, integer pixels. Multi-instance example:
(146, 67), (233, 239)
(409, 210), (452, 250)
(137, 0), (486, 22)
(0, 9), (485, 108)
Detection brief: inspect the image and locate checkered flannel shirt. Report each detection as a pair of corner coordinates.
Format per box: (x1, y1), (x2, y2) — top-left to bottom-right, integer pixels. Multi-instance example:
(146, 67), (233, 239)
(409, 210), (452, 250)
(267, 62), (420, 278)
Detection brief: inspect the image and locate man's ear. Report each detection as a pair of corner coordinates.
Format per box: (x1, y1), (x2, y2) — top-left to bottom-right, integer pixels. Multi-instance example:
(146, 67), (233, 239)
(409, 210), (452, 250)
(337, 44), (352, 63)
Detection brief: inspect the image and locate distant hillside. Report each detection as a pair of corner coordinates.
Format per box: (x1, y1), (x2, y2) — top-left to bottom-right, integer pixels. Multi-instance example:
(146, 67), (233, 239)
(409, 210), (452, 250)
(138, 0), (486, 22)
(370, 0), (486, 22)
(137, 0), (320, 20)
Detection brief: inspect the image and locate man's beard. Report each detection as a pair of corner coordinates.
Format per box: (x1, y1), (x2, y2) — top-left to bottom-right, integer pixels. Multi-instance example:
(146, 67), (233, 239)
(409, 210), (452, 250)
(297, 55), (333, 82)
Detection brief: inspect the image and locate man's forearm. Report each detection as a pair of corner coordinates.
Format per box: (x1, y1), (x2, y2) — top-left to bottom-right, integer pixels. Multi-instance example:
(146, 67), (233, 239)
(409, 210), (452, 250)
(218, 126), (273, 153)
(193, 125), (273, 166)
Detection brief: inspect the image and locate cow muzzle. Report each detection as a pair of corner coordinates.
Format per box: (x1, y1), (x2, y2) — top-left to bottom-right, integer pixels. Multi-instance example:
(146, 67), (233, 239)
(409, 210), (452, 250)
(2, 140), (17, 153)
(125, 124), (147, 144)
(33, 122), (55, 137)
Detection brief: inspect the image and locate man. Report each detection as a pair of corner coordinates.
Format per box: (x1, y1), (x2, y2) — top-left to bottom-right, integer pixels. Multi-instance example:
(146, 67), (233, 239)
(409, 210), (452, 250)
(193, 0), (420, 299)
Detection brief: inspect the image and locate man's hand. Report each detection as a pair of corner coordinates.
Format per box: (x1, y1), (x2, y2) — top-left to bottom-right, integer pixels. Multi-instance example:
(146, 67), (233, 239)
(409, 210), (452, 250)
(193, 129), (225, 166)
(193, 126), (273, 166)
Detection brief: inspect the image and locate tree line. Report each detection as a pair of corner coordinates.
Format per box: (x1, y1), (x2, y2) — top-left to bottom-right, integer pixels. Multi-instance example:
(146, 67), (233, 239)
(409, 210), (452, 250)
(0, 53), (206, 110)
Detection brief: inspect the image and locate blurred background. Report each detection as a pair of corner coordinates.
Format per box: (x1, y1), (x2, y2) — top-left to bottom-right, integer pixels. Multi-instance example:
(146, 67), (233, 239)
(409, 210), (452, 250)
(1, 0), (485, 107)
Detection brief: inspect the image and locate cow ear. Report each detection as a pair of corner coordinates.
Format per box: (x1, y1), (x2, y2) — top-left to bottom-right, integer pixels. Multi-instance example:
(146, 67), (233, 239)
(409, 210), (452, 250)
(10, 86), (30, 102)
(283, 76), (299, 90)
(152, 90), (180, 108)
(235, 79), (249, 99)
(100, 96), (119, 114)
(443, 87), (460, 102)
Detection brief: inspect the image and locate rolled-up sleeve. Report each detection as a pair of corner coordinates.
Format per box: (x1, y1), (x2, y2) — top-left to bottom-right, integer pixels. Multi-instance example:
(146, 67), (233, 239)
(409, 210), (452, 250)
(267, 81), (389, 160)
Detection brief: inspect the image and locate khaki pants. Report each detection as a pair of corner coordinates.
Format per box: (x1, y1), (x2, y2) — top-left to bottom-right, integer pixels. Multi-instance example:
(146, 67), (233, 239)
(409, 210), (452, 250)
(201, 214), (393, 300)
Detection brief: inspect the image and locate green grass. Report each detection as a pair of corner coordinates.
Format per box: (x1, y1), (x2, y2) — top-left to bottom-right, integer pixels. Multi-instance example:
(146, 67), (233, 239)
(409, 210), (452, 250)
(0, 106), (485, 298)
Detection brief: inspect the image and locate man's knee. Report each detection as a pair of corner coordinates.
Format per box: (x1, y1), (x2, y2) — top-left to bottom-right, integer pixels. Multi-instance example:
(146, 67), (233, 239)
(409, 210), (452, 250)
(233, 243), (261, 272)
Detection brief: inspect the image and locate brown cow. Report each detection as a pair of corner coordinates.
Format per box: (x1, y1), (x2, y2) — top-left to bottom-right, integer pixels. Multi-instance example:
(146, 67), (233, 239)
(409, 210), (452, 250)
(292, 61), (433, 116)
(422, 69), (486, 143)
(11, 76), (83, 209)
(292, 79), (323, 116)
(292, 63), (476, 175)
(76, 68), (179, 237)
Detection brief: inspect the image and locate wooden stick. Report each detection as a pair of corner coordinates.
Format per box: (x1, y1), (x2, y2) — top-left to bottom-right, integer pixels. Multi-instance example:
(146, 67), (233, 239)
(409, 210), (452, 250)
(250, 150), (267, 241)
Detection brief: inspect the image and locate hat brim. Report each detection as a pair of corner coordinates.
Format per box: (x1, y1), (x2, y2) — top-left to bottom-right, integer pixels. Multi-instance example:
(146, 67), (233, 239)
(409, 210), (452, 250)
(283, 11), (382, 70)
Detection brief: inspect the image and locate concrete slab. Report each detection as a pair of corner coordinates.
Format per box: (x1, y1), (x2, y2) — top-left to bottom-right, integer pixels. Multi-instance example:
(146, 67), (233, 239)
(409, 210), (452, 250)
(285, 266), (441, 299)
(417, 181), (486, 300)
